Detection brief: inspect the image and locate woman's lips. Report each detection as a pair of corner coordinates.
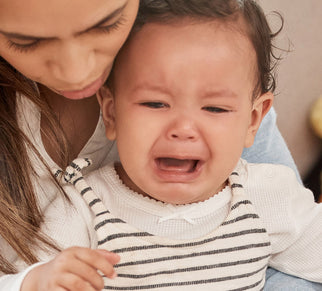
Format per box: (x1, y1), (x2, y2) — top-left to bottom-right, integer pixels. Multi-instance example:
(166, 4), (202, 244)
(57, 76), (104, 100)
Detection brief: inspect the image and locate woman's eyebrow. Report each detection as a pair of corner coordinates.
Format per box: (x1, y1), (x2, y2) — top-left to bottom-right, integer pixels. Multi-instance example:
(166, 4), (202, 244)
(0, 2), (127, 40)
(0, 31), (53, 41)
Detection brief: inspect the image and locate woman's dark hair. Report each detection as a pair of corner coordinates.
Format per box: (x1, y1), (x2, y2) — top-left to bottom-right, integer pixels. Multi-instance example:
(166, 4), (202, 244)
(0, 57), (67, 273)
(134, 0), (283, 99)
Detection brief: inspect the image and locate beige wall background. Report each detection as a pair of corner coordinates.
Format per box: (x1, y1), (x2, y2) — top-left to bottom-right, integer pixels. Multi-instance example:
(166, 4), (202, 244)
(260, 0), (322, 179)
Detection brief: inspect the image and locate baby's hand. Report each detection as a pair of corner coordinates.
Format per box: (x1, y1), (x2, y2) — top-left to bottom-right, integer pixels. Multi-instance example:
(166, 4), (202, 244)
(22, 246), (120, 291)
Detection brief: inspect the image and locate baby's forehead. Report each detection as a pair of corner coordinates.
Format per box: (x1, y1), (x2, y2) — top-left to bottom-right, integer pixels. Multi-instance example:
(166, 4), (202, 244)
(118, 17), (255, 63)
(111, 19), (258, 100)
(115, 19), (256, 72)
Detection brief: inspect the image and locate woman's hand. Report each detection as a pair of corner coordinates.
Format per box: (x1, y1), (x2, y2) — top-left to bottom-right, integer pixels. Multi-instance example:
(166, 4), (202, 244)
(21, 247), (120, 291)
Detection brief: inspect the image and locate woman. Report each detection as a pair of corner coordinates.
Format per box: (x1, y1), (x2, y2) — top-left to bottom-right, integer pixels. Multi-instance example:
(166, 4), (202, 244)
(0, 0), (319, 290)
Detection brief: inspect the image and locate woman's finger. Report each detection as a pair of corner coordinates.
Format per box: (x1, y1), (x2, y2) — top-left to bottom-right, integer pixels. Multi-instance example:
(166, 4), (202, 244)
(57, 272), (98, 291)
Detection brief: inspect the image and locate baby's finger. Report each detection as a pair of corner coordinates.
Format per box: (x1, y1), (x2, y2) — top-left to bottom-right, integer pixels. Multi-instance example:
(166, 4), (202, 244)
(96, 249), (120, 265)
(75, 248), (119, 279)
(62, 260), (105, 290)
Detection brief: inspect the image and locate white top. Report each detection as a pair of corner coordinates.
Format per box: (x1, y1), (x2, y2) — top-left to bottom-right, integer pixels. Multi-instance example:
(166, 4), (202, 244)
(63, 159), (270, 290)
(71, 160), (322, 286)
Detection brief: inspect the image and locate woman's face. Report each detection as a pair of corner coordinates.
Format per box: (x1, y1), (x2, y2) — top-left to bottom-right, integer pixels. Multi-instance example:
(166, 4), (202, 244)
(0, 0), (139, 99)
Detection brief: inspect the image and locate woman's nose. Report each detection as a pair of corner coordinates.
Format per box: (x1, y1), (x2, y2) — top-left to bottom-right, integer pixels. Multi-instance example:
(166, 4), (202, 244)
(48, 41), (95, 85)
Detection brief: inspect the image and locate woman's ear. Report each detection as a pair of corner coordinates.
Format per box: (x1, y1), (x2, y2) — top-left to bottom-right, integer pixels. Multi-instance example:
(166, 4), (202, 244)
(244, 92), (274, 148)
(97, 87), (116, 140)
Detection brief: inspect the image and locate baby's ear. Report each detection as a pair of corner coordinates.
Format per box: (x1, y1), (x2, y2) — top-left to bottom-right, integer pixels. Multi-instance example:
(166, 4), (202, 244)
(97, 86), (116, 140)
(244, 92), (274, 148)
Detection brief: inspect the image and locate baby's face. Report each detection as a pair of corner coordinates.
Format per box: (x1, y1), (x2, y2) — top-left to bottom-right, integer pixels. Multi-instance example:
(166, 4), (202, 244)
(103, 20), (272, 204)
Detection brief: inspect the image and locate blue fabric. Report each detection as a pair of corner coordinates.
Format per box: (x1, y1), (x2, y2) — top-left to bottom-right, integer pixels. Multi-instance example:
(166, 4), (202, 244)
(264, 268), (322, 290)
(242, 108), (322, 289)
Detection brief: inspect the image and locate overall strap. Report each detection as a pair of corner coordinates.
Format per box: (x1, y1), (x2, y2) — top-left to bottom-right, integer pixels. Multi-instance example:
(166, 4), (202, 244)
(54, 158), (110, 245)
(228, 169), (252, 206)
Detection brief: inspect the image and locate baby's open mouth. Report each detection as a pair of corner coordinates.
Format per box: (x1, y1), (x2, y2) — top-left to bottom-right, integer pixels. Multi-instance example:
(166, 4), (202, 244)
(155, 158), (199, 173)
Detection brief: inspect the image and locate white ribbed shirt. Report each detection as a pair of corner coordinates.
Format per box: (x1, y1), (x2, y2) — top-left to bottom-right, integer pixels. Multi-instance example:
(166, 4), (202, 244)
(74, 159), (322, 287)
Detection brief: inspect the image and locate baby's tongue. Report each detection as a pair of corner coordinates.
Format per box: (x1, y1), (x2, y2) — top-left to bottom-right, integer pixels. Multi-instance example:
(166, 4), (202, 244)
(157, 158), (196, 172)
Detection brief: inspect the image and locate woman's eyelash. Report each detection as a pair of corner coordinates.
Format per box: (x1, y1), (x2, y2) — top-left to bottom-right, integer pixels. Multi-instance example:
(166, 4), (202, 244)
(96, 16), (126, 34)
(6, 39), (41, 53)
(6, 16), (126, 53)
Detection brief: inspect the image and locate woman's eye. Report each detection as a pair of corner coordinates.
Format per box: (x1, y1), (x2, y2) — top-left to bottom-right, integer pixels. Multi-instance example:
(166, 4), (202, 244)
(140, 102), (169, 109)
(96, 16), (125, 34)
(202, 106), (228, 113)
(7, 39), (40, 53)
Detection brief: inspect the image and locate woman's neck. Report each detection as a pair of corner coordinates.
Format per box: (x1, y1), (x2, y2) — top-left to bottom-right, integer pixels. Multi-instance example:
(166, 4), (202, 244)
(38, 84), (100, 166)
